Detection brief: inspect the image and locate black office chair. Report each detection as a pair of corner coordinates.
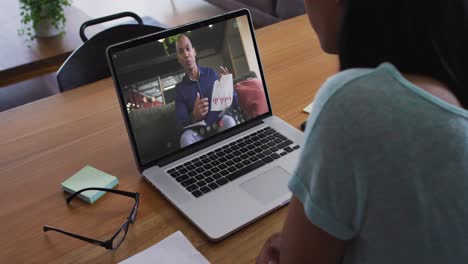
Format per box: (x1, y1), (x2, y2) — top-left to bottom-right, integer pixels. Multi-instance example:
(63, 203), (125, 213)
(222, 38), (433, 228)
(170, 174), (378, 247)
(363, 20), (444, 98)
(56, 12), (165, 92)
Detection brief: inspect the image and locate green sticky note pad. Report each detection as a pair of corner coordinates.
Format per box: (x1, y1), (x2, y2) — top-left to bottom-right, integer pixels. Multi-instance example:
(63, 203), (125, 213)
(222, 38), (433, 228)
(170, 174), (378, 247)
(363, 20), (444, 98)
(61, 165), (119, 203)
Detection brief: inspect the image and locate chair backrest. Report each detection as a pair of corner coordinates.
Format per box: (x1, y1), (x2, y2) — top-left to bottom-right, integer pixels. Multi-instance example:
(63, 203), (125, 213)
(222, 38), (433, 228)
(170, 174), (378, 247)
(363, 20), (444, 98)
(56, 12), (164, 92)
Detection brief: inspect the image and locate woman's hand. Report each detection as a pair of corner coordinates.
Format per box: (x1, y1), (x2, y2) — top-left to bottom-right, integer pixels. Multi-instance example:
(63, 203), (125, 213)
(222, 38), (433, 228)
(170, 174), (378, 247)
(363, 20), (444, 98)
(256, 232), (282, 264)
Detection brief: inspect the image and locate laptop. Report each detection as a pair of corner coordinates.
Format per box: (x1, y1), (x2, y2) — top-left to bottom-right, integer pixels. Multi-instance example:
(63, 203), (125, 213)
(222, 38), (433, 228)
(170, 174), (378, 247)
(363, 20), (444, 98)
(107, 9), (304, 241)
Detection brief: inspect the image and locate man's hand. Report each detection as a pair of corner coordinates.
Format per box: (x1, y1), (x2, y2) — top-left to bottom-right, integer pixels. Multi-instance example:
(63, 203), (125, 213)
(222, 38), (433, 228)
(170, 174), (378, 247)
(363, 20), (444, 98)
(219, 66), (229, 79)
(256, 232), (282, 264)
(192, 92), (209, 121)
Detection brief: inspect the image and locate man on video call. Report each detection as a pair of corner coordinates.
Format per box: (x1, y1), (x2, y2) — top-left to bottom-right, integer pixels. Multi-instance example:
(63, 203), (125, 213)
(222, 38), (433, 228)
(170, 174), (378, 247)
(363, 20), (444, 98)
(175, 34), (238, 148)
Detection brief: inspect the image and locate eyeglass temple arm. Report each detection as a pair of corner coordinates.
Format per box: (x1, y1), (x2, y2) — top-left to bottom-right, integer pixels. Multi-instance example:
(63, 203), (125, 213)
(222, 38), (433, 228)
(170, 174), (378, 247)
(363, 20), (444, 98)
(43, 225), (109, 248)
(66, 188), (139, 204)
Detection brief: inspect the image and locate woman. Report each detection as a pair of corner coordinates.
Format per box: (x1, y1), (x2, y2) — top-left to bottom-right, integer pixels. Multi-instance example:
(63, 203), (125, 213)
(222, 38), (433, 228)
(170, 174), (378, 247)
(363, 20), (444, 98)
(258, 0), (468, 263)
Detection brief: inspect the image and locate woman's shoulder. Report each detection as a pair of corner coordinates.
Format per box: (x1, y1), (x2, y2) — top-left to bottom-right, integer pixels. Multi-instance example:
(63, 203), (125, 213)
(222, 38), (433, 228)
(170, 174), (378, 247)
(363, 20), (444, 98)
(314, 63), (397, 107)
(310, 64), (398, 122)
(314, 62), (468, 120)
(305, 63), (419, 142)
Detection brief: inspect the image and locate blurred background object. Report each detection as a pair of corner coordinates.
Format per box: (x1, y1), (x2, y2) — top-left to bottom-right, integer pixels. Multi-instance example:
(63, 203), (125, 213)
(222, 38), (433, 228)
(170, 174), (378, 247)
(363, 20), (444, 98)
(205, 0), (305, 28)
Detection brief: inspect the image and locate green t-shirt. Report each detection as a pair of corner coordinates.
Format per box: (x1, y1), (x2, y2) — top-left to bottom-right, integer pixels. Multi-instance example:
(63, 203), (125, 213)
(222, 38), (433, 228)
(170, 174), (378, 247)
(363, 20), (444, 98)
(289, 63), (468, 263)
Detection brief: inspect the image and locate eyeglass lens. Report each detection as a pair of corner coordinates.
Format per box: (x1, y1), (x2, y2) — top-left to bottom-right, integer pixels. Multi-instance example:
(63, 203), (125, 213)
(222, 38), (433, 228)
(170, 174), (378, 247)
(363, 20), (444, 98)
(112, 223), (129, 249)
(131, 201), (139, 222)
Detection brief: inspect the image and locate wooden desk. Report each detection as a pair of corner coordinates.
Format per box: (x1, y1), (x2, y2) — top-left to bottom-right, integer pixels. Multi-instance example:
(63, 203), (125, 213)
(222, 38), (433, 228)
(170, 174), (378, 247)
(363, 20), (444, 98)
(0, 0), (223, 86)
(0, 15), (337, 263)
(0, 1), (94, 86)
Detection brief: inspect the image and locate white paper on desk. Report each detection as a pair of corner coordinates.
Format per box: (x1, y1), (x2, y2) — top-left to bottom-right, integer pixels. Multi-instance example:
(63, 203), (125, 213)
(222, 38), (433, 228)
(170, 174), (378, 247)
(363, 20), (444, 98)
(302, 102), (314, 114)
(211, 74), (233, 111)
(119, 231), (210, 264)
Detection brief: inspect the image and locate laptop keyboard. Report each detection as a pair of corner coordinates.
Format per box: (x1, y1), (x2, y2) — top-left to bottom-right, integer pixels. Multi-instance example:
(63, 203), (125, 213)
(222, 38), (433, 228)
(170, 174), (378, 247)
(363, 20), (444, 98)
(166, 126), (300, 198)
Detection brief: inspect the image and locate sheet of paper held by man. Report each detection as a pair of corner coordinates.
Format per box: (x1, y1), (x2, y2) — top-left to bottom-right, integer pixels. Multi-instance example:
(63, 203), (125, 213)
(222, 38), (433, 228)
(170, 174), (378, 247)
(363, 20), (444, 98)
(119, 231), (210, 264)
(211, 74), (233, 111)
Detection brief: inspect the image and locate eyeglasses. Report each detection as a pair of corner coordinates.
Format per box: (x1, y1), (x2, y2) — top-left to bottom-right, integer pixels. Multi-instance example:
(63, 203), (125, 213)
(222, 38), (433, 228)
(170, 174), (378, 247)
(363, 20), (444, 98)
(43, 188), (139, 250)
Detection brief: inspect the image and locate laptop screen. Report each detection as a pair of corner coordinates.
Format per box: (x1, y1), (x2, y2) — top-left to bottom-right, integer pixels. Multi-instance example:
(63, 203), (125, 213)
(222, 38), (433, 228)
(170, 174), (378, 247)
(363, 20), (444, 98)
(110, 13), (270, 167)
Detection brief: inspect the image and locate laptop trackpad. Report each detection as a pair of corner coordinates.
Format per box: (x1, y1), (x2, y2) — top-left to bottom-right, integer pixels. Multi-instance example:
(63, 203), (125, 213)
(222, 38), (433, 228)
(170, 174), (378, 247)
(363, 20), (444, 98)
(240, 166), (291, 205)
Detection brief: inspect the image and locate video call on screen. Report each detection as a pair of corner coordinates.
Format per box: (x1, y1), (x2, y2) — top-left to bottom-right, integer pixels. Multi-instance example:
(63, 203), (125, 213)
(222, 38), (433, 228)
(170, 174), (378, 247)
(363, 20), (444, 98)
(113, 15), (269, 165)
